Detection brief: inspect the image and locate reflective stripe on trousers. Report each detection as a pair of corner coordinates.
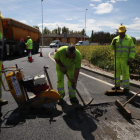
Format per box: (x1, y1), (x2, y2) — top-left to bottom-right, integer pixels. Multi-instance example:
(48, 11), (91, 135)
(115, 58), (130, 89)
(56, 67), (76, 99)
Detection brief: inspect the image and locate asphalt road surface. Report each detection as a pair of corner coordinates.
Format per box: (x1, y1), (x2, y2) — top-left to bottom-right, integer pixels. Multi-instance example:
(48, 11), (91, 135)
(1, 47), (140, 140)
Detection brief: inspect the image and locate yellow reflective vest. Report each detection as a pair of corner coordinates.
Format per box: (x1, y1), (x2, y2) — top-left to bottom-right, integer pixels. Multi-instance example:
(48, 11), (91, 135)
(25, 38), (33, 49)
(111, 34), (135, 59)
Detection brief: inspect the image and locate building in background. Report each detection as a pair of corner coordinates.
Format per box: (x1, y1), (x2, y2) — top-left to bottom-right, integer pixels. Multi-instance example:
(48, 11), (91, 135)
(40, 33), (89, 46)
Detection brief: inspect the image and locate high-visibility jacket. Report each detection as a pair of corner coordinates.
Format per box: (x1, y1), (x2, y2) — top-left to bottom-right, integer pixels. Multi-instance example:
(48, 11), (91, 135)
(54, 46), (82, 70)
(110, 34), (135, 59)
(25, 38), (33, 49)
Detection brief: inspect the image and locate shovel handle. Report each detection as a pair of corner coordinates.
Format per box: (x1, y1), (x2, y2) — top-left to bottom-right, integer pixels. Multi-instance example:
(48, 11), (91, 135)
(44, 66), (53, 89)
(66, 73), (86, 106)
(123, 90), (140, 107)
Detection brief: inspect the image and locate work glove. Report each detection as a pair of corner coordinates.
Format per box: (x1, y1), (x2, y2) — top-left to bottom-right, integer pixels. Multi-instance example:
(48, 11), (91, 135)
(112, 39), (117, 45)
(127, 58), (133, 66)
(71, 81), (77, 90)
(60, 66), (67, 74)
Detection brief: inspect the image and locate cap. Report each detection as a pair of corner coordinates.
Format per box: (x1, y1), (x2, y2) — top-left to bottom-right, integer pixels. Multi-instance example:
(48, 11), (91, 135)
(118, 25), (126, 33)
(27, 36), (30, 38)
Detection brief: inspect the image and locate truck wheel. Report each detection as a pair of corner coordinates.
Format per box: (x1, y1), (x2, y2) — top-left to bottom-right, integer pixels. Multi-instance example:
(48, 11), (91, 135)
(35, 43), (39, 53)
(15, 42), (23, 56)
(32, 44), (36, 54)
(18, 43), (24, 56)
(3, 44), (7, 60)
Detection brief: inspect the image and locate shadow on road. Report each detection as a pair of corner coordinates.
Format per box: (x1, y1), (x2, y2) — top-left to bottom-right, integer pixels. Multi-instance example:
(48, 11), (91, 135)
(0, 107), (63, 129)
(61, 101), (97, 140)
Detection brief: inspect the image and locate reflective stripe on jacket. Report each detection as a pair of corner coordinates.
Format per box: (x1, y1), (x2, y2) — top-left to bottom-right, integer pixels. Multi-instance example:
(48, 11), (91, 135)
(110, 34), (135, 59)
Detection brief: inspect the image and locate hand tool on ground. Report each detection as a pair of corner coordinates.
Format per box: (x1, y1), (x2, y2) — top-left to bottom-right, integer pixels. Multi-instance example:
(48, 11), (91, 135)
(105, 39), (123, 95)
(115, 90), (140, 119)
(65, 73), (94, 109)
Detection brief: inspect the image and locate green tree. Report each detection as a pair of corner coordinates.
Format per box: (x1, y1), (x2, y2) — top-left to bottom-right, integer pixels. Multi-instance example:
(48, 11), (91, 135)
(58, 27), (61, 34)
(52, 29), (58, 34)
(43, 27), (51, 35)
(62, 26), (69, 34)
(81, 29), (85, 35)
(33, 26), (39, 29)
(90, 30), (94, 43)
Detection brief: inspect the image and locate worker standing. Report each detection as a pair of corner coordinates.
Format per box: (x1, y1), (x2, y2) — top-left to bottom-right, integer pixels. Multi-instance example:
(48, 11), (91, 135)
(0, 30), (8, 117)
(54, 45), (82, 105)
(110, 25), (135, 94)
(25, 36), (33, 59)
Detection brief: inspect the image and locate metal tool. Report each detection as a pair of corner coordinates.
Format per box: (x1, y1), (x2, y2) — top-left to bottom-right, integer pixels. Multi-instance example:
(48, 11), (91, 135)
(66, 73), (94, 109)
(105, 39), (123, 95)
(115, 90), (140, 119)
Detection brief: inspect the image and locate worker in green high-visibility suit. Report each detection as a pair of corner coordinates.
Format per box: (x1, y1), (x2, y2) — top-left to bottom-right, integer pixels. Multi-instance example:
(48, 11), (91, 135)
(25, 36), (33, 59)
(54, 45), (82, 105)
(110, 25), (136, 94)
(0, 30), (8, 117)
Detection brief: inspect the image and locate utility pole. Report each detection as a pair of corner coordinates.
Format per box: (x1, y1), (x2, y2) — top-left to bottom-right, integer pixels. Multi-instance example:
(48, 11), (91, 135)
(84, 9), (88, 41)
(41, 0), (44, 48)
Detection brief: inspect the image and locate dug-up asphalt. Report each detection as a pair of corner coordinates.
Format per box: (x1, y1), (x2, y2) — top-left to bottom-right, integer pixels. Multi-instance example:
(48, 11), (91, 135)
(0, 47), (140, 140)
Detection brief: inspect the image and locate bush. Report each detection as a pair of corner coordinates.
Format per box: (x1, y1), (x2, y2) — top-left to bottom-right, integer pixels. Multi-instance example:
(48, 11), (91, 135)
(76, 45), (140, 74)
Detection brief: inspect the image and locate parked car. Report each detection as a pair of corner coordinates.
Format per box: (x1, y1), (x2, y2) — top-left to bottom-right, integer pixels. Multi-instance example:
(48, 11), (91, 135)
(76, 41), (89, 46)
(50, 40), (70, 48)
(50, 40), (61, 48)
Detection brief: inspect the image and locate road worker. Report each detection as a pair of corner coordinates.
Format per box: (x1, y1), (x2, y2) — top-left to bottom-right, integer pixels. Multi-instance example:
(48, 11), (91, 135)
(54, 45), (82, 105)
(111, 24), (135, 94)
(0, 30), (8, 117)
(25, 36), (33, 59)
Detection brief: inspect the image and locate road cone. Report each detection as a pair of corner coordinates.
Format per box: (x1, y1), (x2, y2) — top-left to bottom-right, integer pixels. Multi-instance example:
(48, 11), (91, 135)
(29, 51), (33, 62)
(2, 63), (4, 70)
(40, 48), (43, 57)
(55, 49), (57, 52)
(55, 46), (57, 52)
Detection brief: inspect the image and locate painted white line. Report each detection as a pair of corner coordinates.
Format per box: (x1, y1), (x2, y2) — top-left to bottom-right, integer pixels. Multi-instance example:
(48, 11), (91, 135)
(49, 51), (137, 95)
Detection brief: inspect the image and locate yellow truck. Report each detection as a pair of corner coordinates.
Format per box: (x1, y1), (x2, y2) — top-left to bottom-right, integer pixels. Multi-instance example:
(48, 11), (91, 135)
(0, 18), (40, 59)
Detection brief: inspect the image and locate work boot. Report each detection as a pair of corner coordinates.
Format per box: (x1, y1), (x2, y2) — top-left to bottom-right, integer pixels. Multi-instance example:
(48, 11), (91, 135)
(0, 100), (8, 106)
(123, 88), (129, 94)
(112, 86), (121, 90)
(57, 99), (64, 105)
(70, 97), (79, 104)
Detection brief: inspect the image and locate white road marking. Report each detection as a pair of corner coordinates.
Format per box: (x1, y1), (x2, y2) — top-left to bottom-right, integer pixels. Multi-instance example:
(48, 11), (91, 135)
(49, 51), (137, 95)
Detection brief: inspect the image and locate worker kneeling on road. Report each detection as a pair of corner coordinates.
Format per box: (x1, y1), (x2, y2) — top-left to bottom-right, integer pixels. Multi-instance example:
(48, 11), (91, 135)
(25, 36), (33, 59)
(0, 30), (8, 117)
(111, 24), (135, 94)
(54, 45), (82, 105)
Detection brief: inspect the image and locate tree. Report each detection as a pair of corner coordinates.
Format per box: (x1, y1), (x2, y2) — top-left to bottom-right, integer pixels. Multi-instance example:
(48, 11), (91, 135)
(43, 27), (51, 35)
(69, 30), (73, 34)
(58, 27), (61, 34)
(132, 37), (136, 44)
(52, 29), (58, 34)
(33, 26), (39, 30)
(62, 26), (69, 34)
(81, 29), (85, 36)
(90, 30), (94, 43)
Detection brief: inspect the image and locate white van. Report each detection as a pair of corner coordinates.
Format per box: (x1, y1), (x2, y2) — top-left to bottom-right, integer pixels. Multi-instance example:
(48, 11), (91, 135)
(76, 41), (89, 46)
(50, 40), (61, 48)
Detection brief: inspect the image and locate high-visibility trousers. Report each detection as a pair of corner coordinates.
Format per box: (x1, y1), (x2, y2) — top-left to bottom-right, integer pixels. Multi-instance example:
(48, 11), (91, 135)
(56, 66), (76, 99)
(115, 57), (130, 89)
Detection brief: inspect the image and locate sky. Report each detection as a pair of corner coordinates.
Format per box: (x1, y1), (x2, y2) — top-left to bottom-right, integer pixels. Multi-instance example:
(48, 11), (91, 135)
(0, 0), (140, 39)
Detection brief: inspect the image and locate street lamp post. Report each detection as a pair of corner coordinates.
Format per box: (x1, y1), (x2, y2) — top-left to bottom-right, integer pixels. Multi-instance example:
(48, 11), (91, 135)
(41, 0), (44, 49)
(84, 9), (88, 41)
